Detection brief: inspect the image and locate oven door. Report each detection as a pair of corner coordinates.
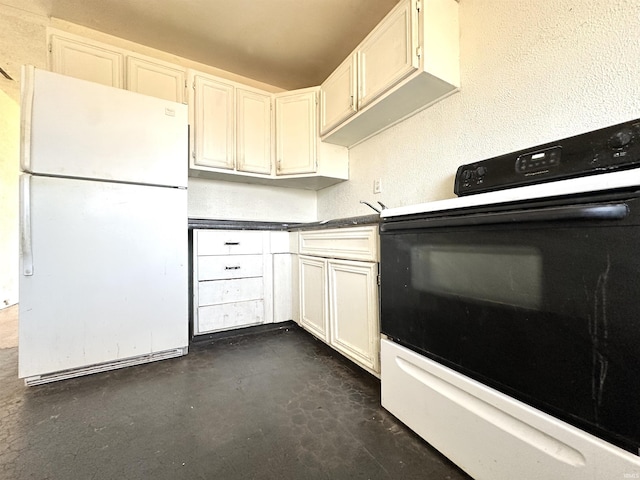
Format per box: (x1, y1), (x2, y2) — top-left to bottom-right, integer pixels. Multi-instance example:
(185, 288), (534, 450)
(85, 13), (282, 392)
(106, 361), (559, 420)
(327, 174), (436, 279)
(380, 190), (640, 455)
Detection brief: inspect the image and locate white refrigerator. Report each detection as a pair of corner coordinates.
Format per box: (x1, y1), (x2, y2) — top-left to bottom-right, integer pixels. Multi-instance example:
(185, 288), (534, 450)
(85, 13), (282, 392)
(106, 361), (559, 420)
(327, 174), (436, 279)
(19, 65), (189, 385)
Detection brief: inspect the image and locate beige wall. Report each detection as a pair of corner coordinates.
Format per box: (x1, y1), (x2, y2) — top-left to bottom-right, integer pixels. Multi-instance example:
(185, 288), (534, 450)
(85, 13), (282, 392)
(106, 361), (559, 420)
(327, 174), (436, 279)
(317, 0), (640, 218)
(0, 90), (20, 307)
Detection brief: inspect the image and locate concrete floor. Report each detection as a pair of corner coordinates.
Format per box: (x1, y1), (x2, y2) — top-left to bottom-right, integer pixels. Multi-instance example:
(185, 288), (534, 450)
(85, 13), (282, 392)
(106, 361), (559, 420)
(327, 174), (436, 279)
(0, 322), (471, 479)
(0, 305), (18, 349)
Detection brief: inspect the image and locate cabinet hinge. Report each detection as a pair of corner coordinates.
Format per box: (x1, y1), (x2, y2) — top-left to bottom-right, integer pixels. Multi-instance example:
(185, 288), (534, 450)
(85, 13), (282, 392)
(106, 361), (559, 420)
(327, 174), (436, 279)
(416, 46), (422, 59)
(416, 0), (422, 12)
(48, 43), (52, 53)
(192, 81), (196, 90)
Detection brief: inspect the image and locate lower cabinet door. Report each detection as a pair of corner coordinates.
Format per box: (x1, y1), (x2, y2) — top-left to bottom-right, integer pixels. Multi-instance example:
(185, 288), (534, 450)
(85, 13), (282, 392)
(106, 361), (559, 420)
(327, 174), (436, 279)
(328, 259), (379, 372)
(196, 300), (264, 334)
(299, 255), (328, 341)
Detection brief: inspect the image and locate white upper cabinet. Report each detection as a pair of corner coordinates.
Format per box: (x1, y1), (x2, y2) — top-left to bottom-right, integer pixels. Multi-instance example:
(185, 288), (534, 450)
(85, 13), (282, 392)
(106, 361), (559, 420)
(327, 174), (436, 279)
(320, 54), (357, 136)
(274, 88), (317, 176)
(320, 0), (460, 147)
(273, 87), (349, 188)
(50, 34), (124, 88)
(236, 88), (272, 175)
(190, 72), (273, 175)
(191, 73), (235, 170)
(126, 56), (186, 103)
(357, 0), (417, 108)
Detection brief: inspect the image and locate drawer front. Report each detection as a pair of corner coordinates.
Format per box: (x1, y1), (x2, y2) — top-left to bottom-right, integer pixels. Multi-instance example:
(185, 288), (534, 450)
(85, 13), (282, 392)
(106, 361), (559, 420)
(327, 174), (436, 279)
(198, 254), (263, 280)
(299, 226), (378, 261)
(198, 277), (264, 306)
(196, 300), (264, 334)
(196, 230), (264, 255)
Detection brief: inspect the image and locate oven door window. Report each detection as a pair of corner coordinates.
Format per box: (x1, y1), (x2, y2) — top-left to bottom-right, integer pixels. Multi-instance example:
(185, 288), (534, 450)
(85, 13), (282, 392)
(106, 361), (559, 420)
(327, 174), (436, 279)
(380, 216), (640, 455)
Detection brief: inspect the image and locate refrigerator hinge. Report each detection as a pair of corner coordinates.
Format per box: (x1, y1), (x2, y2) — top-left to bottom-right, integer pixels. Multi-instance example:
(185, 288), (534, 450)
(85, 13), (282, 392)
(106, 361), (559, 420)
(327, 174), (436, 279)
(416, 0), (421, 12)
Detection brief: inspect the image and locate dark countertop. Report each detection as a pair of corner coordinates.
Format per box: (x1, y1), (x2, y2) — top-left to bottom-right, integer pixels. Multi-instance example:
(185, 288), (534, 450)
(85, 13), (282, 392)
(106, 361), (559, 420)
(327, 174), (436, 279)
(188, 214), (380, 231)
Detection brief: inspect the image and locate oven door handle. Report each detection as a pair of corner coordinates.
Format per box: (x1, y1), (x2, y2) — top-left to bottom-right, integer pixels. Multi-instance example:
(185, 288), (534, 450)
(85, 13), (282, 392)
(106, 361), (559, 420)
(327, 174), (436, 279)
(382, 202), (630, 230)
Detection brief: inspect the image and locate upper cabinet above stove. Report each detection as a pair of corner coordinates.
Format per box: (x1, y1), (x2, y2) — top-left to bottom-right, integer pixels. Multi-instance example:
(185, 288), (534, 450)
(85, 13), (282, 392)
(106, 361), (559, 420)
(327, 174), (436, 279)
(320, 0), (460, 147)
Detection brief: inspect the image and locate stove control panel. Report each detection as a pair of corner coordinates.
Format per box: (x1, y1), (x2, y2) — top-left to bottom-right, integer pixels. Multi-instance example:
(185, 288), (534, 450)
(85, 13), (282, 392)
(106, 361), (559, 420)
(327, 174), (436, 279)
(454, 119), (640, 196)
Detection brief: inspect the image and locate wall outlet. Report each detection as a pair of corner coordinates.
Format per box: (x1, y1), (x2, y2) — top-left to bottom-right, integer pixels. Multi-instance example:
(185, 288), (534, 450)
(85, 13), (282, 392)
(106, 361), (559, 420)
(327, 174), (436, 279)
(373, 178), (382, 194)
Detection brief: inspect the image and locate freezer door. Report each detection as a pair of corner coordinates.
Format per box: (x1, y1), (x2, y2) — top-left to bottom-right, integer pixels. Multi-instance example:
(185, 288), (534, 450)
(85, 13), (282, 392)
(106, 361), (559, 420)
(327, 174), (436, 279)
(19, 175), (188, 378)
(21, 66), (187, 188)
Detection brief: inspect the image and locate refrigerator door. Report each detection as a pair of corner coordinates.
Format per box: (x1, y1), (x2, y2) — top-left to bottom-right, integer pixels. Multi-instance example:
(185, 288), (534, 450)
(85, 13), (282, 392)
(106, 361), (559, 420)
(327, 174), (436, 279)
(21, 65), (187, 188)
(19, 174), (188, 379)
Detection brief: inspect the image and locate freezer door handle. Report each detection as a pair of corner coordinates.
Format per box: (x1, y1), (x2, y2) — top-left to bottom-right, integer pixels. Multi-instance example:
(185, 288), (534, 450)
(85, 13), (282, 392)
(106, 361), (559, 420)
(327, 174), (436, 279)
(20, 65), (35, 172)
(20, 175), (34, 276)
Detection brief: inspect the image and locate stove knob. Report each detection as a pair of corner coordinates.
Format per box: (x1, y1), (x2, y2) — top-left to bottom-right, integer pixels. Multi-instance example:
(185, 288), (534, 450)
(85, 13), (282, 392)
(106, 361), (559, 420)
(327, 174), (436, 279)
(475, 166), (487, 177)
(462, 169), (472, 180)
(609, 130), (633, 149)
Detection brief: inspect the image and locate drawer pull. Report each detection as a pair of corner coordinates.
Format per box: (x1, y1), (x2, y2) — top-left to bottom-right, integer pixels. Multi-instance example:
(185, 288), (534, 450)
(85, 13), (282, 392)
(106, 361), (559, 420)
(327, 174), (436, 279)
(225, 266), (241, 270)
(224, 241), (240, 246)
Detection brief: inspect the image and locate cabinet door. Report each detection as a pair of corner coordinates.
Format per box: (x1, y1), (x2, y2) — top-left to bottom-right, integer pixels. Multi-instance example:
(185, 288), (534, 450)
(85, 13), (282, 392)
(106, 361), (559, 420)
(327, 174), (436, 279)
(236, 88), (272, 174)
(192, 75), (235, 170)
(50, 35), (124, 88)
(275, 90), (317, 175)
(328, 260), (379, 372)
(357, 0), (418, 108)
(299, 255), (328, 341)
(320, 54), (357, 135)
(127, 56), (186, 103)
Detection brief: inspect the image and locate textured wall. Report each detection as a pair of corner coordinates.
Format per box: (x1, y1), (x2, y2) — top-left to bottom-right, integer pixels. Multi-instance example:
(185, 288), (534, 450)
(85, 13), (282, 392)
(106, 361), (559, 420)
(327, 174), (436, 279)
(317, 0), (640, 219)
(188, 178), (317, 222)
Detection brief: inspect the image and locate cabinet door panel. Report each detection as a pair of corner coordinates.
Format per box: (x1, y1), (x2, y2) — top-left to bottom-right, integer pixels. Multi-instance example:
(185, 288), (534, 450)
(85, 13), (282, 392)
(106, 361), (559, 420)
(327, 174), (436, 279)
(197, 300), (264, 334)
(299, 256), (328, 341)
(320, 55), (357, 135)
(50, 35), (123, 88)
(127, 56), (185, 103)
(358, 0), (417, 108)
(237, 88), (272, 174)
(275, 90), (317, 175)
(328, 260), (379, 371)
(193, 75), (234, 170)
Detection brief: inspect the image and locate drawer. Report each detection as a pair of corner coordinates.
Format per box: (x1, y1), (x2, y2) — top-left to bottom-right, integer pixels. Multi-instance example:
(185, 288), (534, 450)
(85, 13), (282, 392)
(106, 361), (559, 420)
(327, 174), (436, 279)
(198, 255), (263, 281)
(196, 300), (264, 334)
(196, 230), (264, 256)
(198, 277), (263, 306)
(299, 226), (378, 261)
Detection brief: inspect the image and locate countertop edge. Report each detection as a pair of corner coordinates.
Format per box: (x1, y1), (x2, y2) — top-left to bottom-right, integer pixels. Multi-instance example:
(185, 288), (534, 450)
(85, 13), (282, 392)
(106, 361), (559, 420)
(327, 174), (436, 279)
(188, 215), (380, 231)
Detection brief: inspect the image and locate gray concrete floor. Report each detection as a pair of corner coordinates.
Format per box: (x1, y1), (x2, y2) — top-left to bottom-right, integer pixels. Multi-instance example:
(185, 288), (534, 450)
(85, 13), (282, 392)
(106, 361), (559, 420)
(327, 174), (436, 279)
(0, 323), (471, 479)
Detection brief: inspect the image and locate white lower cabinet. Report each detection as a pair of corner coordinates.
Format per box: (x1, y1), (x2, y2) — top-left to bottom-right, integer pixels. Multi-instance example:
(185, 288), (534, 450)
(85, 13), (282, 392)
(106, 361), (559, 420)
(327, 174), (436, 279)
(193, 229), (272, 335)
(299, 256), (328, 341)
(328, 260), (379, 372)
(298, 226), (380, 375)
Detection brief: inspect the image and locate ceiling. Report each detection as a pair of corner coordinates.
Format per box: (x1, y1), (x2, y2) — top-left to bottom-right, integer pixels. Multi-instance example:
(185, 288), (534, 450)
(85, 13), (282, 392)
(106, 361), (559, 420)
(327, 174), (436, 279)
(37, 0), (400, 90)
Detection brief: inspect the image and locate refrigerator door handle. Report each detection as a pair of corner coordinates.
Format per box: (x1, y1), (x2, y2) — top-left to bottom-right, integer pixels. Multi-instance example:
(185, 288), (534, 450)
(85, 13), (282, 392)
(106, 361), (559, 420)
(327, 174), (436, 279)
(20, 64), (35, 172)
(20, 174), (34, 276)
